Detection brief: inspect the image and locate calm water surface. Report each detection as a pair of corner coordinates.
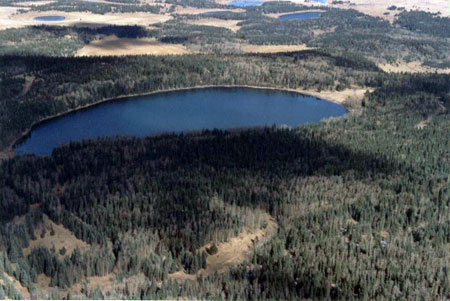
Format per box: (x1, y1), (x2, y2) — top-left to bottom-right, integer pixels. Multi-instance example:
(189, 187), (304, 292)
(34, 16), (66, 21)
(228, 1), (262, 7)
(278, 12), (322, 21)
(15, 88), (346, 155)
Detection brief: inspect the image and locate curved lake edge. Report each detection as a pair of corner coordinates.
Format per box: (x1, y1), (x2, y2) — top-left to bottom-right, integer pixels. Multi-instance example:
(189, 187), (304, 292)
(10, 85), (349, 156)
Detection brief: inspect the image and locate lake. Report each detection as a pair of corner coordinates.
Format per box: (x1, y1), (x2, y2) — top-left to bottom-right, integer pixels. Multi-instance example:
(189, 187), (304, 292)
(278, 12), (322, 21)
(14, 87), (346, 155)
(33, 16), (66, 21)
(228, 1), (262, 7)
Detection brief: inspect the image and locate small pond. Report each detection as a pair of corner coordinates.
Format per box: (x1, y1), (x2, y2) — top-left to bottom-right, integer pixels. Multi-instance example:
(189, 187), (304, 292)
(33, 16), (66, 21)
(278, 12), (322, 21)
(228, 1), (262, 7)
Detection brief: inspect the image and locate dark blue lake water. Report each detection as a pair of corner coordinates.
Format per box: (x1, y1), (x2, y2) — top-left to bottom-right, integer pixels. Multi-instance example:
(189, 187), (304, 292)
(33, 16), (66, 21)
(14, 88), (346, 155)
(228, 1), (262, 7)
(278, 12), (322, 21)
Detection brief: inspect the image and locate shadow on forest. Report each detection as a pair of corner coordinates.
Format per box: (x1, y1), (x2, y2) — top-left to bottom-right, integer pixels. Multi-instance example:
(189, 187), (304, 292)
(32, 24), (153, 39)
(0, 128), (402, 222)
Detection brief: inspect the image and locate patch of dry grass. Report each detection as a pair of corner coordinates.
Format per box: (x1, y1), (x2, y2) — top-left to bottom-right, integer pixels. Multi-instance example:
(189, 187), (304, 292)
(379, 61), (450, 74)
(174, 7), (244, 15)
(22, 215), (90, 258)
(186, 18), (241, 32)
(170, 206), (277, 281)
(4, 273), (31, 299)
(76, 35), (192, 56)
(241, 43), (313, 53)
(3, 10), (171, 31)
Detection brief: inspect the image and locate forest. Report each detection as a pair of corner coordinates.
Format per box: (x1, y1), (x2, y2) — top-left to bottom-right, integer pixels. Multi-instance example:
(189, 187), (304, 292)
(0, 71), (449, 299)
(0, 50), (384, 152)
(0, 0), (449, 299)
(1, 3), (450, 66)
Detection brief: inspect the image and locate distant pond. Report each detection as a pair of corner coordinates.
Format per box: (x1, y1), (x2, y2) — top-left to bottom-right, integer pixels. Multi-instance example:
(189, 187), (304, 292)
(33, 16), (66, 21)
(278, 12), (322, 21)
(228, 1), (262, 7)
(14, 87), (346, 155)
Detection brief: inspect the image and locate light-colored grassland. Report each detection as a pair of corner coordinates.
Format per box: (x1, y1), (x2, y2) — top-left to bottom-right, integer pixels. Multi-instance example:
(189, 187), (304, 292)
(296, 0), (450, 21)
(22, 215), (90, 258)
(240, 43), (313, 53)
(173, 6), (244, 15)
(76, 35), (192, 56)
(186, 18), (241, 32)
(2, 10), (172, 31)
(379, 61), (450, 74)
(170, 211), (278, 281)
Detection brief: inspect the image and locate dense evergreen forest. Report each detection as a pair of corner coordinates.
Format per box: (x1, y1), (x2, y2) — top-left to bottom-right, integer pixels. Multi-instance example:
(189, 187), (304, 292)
(0, 0), (449, 299)
(0, 51), (383, 152)
(0, 70), (449, 299)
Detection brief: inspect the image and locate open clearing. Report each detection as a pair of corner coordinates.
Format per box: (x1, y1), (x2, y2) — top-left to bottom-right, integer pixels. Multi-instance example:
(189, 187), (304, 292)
(2, 10), (171, 31)
(298, 87), (371, 105)
(379, 61), (450, 74)
(174, 7), (244, 15)
(170, 212), (277, 281)
(22, 215), (90, 258)
(76, 35), (192, 56)
(215, 0), (450, 21)
(299, 0), (450, 21)
(186, 18), (241, 32)
(241, 43), (313, 53)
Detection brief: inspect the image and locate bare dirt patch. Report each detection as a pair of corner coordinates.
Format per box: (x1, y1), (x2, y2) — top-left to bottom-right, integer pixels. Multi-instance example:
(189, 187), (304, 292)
(379, 61), (450, 74)
(241, 43), (313, 53)
(22, 215), (90, 258)
(186, 18), (241, 32)
(76, 35), (192, 56)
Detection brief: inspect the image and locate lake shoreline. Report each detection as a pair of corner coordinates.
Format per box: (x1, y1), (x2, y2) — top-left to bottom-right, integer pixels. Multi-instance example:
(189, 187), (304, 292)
(7, 85), (353, 158)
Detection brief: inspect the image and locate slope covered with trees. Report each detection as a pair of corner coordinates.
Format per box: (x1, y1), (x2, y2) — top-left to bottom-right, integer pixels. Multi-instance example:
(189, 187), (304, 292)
(0, 71), (449, 299)
(0, 50), (384, 152)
